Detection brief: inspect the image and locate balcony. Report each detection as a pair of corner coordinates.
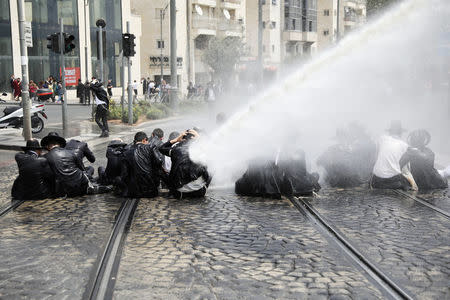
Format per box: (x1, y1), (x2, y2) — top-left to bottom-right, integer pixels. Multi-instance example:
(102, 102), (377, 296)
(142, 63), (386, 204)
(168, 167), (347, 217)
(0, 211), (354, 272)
(282, 30), (317, 43)
(192, 16), (217, 36)
(192, 0), (217, 7)
(218, 19), (243, 37)
(220, 0), (241, 10)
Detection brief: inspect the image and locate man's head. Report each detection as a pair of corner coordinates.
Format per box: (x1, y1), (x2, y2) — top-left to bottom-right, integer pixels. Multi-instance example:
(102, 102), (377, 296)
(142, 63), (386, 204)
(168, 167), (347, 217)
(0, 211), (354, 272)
(22, 139), (43, 155)
(168, 131), (179, 142)
(386, 120), (406, 137)
(152, 128), (164, 140)
(41, 132), (66, 150)
(408, 129), (430, 149)
(134, 131), (148, 144)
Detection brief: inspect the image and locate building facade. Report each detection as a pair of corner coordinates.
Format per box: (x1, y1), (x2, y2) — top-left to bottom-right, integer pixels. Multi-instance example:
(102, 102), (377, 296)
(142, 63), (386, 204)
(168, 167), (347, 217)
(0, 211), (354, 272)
(317, 0), (366, 51)
(131, 0), (246, 93)
(2, 0), (141, 92)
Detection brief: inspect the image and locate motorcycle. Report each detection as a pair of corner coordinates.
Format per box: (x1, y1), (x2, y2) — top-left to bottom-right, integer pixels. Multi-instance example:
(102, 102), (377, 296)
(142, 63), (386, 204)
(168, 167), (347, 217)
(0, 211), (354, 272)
(0, 102), (48, 134)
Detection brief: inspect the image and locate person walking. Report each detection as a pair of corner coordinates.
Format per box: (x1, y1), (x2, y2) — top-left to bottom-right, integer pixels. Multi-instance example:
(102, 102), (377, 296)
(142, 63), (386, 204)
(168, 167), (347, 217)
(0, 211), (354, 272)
(132, 80), (139, 102)
(10, 75), (15, 101)
(12, 77), (22, 101)
(29, 80), (38, 102)
(91, 80), (110, 137)
(84, 81), (91, 105)
(76, 79), (85, 104)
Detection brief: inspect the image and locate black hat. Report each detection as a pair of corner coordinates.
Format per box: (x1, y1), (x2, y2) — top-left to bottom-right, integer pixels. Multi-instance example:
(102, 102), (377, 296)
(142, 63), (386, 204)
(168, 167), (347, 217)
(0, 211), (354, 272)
(21, 139), (42, 151)
(108, 139), (126, 148)
(386, 120), (407, 135)
(41, 132), (67, 148)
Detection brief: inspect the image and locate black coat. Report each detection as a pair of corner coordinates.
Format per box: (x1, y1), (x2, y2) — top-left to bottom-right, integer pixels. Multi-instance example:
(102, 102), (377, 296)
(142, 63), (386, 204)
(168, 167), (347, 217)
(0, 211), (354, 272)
(400, 147), (448, 190)
(120, 142), (161, 198)
(98, 144), (126, 185)
(76, 82), (85, 98)
(235, 160), (282, 198)
(11, 151), (55, 200)
(159, 140), (211, 191)
(65, 139), (96, 170)
(45, 147), (89, 197)
(90, 83), (110, 109)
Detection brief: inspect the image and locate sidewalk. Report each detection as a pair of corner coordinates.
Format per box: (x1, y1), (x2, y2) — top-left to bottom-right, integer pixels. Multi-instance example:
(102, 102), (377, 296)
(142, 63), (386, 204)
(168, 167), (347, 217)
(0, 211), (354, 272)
(0, 96), (124, 106)
(0, 116), (182, 151)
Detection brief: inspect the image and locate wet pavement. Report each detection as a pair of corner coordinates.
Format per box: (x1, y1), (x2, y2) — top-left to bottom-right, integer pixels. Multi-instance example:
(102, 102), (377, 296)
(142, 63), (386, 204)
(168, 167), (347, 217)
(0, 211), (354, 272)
(413, 188), (450, 213)
(307, 188), (450, 299)
(113, 191), (384, 299)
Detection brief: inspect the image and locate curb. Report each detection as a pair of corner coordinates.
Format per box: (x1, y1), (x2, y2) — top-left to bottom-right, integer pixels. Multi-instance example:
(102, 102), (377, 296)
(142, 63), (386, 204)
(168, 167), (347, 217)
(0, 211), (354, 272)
(0, 116), (182, 151)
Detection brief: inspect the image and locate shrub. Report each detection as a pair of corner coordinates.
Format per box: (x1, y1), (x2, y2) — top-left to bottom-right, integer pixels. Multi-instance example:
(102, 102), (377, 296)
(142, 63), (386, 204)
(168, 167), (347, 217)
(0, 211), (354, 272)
(146, 106), (165, 120)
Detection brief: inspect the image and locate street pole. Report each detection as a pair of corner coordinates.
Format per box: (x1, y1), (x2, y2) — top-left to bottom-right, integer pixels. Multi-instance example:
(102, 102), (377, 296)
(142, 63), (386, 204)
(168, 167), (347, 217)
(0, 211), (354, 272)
(98, 26), (104, 83)
(169, 0), (177, 108)
(84, 0), (89, 82)
(127, 22), (133, 125)
(258, 0), (263, 86)
(121, 53), (125, 117)
(336, 0), (341, 42)
(17, 0), (31, 140)
(160, 8), (164, 85)
(60, 18), (68, 137)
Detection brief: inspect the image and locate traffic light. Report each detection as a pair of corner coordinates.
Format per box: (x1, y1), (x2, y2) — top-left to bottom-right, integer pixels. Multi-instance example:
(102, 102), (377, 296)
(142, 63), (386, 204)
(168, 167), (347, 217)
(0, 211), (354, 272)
(63, 33), (76, 54)
(46, 33), (60, 53)
(122, 33), (136, 57)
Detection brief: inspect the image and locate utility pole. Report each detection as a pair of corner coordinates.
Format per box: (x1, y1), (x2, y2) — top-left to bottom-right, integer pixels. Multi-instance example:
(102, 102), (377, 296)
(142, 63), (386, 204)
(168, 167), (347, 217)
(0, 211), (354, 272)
(160, 5), (168, 85)
(336, 0), (341, 42)
(17, 0), (31, 140)
(187, 0), (192, 84)
(170, 0), (177, 108)
(60, 18), (68, 137)
(258, 0), (263, 86)
(127, 22), (133, 125)
(84, 0), (89, 82)
(97, 19), (106, 83)
(121, 52), (125, 117)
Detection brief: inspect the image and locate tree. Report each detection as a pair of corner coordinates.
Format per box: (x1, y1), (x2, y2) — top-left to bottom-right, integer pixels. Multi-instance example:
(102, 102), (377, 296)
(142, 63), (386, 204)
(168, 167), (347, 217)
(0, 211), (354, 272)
(202, 37), (246, 82)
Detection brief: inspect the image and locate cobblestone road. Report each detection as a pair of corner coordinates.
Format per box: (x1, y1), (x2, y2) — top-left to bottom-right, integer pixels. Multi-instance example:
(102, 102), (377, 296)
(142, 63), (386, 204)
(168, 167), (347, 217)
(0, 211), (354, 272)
(413, 188), (450, 213)
(307, 188), (450, 299)
(113, 191), (384, 299)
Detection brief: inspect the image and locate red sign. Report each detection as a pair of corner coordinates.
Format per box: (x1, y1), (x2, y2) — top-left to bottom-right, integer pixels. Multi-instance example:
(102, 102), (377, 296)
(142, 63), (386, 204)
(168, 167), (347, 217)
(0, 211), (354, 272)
(59, 67), (80, 86)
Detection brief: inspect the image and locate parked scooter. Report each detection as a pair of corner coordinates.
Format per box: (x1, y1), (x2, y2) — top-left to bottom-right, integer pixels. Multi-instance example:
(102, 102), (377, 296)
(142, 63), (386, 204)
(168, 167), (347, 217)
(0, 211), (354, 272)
(0, 103), (48, 133)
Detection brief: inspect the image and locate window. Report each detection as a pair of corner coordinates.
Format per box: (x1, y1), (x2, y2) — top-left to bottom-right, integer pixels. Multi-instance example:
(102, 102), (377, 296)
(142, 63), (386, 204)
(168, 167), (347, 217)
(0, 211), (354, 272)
(292, 19), (296, 29)
(262, 21), (266, 29)
(324, 9), (330, 16)
(272, 45), (275, 52)
(272, 0), (277, 4)
(262, 0), (266, 4)
(323, 29), (329, 36)
(309, 20), (313, 32)
(157, 40), (165, 49)
(271, 21), (276, 29)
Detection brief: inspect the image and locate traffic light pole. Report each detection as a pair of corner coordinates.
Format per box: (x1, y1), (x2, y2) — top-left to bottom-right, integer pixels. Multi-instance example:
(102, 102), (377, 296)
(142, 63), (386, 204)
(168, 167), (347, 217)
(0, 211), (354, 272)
(127, 22), (133, 125)
(17, 0), (32, 141)
(169, 0), (177, 108)
(60, 18), (68, 137)
(98, 25), (104, 83)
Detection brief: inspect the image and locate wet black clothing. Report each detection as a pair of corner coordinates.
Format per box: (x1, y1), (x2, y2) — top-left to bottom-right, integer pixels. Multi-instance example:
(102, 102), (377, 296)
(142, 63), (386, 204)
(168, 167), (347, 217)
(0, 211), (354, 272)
(370, 174), (411, 190)
(159, 140), (211, 194)
(84, 83), (91, 105)
(95, 104), (109, 133)
(317, 142), (376, 188)
(98, 144), (126, 185)
(400, 147), (448, 190)
(12, 151), (55, 200)
(235, 161), (282, 198)
(45, 147), (89, 197)
(76, 82), (85, 103)
(66, 139), (95, 166)
(120, 142), (162, 198)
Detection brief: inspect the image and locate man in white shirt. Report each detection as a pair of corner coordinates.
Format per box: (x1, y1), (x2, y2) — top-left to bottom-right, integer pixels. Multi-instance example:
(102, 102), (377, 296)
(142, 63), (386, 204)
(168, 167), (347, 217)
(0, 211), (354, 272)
(371, 121), (411, 190)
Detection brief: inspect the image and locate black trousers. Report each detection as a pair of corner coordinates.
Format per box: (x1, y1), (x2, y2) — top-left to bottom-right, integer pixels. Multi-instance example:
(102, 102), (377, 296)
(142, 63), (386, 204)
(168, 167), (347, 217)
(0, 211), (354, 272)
(371, 174), (411, 190)
(172, 186), (207, 200)
(95, 105), (109, 132)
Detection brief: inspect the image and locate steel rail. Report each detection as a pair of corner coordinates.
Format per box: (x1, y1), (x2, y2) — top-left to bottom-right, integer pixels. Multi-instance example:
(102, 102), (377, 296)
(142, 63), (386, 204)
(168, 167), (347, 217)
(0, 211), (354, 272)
(394, 190), (450, 219)
(290, 196), (414, 300)
(87, 198), (139, 300)
(0, 200), (25, 218)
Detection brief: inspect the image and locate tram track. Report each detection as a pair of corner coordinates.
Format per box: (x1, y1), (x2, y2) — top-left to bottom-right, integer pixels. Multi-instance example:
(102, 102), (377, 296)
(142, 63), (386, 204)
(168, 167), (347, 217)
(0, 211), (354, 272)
(289, 196), (414, 300)
(86, 198), (139, 300)
(0, 199), (25, 218)
(393, 190), (450, 219)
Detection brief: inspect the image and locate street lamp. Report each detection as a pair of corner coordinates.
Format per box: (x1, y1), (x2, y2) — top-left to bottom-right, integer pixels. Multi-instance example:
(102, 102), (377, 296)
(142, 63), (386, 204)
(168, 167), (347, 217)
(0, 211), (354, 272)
(160, 3), (169, 86)
(96, 18), (106, 83)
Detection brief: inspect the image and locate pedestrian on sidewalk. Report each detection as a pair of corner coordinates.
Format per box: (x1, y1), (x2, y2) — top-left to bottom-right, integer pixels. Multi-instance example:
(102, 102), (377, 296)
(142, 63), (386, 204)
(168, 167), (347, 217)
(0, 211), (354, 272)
(10, 75), (15, 101)
(76, 79), (85, 104)
(12, 77), (22, 101)
(84, 80), (91, 105)
(29, 80), (38, 102)
(133, 80), (139, 102)
(107, 79), (113, 98)
(91, 80), (110, 137)
(55, 81), (64, 103)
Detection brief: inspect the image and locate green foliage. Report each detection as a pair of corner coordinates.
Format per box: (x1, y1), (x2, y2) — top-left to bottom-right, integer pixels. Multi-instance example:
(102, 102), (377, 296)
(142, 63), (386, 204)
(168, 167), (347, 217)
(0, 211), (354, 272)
(121, 108), (139, 124)
(146, 106), (165, 120)
(202, 37), (246, 81)
(106, 99), (173, 123)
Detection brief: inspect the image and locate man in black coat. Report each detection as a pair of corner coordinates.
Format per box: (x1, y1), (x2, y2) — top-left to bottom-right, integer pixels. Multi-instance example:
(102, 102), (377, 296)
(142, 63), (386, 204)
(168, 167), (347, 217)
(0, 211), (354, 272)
(65, 139), (96, 179)
(159, 129), (211, 199)
(76, 79), (85, 104)
(11, 139), (55, 200)
(91, 80), (110, 138)
(98, 139), (127, 186)
(120, 132), (163, 198)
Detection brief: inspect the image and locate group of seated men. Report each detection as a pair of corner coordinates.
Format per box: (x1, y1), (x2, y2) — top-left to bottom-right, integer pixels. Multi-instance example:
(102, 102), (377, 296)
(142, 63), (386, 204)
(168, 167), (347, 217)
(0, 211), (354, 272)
(317, 121), (450, 191)
(12, 128), (211, 200)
